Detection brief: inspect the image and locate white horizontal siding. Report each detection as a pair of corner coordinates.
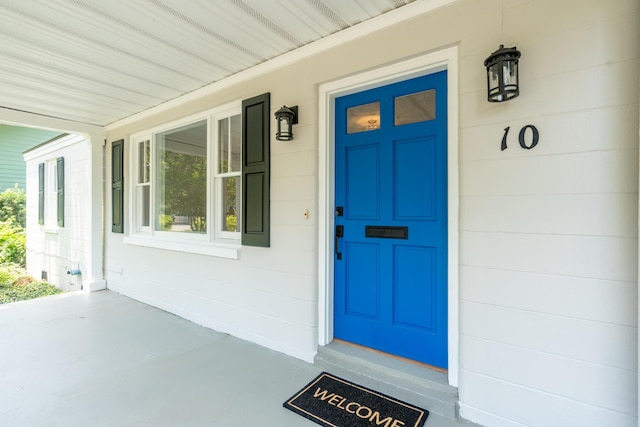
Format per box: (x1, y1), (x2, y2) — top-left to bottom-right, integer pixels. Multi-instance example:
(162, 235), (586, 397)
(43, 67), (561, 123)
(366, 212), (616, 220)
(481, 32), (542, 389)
(462, 302), (636, 371)
(460, 369), (637, 427)
(461, 151), (638, 197)
(103, 0), (638, 426)
(461, 194), (637, 237)
(461, 231), (636, 282)
(456, 0), (639, 425)
(461, 335), (635, 414)
(460, 267), (636, 327)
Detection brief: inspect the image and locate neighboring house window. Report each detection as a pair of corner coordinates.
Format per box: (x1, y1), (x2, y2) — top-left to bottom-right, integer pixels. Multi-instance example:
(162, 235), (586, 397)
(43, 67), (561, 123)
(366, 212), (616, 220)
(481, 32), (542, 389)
(130, 102), (242, 244)
(38, 157), (64, 228)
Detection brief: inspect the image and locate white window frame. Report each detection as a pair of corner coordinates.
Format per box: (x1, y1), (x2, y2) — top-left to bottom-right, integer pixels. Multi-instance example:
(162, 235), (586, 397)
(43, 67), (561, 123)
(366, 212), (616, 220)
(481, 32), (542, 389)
(212, 105), (242, 240)
(125, 101), (242, 259)
(133, 137), (151, 234)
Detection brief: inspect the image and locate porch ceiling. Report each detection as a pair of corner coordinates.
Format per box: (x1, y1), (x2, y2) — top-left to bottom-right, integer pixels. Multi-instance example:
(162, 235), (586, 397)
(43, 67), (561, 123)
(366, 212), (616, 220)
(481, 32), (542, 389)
(0, 0), (415, 128)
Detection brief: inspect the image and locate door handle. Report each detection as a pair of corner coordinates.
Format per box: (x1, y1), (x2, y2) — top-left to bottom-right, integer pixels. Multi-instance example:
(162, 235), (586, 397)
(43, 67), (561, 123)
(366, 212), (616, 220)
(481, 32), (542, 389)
(335, 225), (344, 260)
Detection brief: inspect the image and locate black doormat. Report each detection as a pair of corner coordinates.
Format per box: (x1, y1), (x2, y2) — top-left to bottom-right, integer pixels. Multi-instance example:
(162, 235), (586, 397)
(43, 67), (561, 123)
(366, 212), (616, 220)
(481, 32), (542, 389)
(283, 372), (429, 427)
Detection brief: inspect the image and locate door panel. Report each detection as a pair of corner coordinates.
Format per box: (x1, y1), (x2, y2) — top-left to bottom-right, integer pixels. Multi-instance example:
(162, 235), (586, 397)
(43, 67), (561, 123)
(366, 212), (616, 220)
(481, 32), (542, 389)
(345, 242), (379, 319)
(346, 144), (380, 219)
(334, 70), (448, 368)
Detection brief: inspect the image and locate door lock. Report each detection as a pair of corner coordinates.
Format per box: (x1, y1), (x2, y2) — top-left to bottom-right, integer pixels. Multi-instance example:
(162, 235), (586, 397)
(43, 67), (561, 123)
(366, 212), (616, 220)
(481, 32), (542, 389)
(335, 225), (344, 260)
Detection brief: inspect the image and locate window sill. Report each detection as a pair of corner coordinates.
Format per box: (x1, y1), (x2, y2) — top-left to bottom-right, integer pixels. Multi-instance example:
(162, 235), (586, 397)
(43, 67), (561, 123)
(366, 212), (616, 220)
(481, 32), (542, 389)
(124, 235), (240, 260)
(43, 227), (59, 234)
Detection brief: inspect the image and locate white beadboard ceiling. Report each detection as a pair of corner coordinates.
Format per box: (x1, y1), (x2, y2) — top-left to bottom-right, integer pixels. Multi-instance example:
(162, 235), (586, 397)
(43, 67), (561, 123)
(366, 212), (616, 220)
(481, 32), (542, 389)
(0, 0), (416, 128)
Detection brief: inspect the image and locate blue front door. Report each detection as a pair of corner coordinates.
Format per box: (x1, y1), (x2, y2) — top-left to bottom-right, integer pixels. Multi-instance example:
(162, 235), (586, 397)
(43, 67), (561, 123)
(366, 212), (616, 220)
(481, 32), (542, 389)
(334, 71), (448, 368)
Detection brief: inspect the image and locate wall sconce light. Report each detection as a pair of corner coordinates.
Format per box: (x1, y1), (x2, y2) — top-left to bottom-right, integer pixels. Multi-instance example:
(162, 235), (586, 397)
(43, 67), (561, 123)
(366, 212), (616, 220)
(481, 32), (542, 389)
(274, 105), (298, 141)
(484, 45), (521, 102)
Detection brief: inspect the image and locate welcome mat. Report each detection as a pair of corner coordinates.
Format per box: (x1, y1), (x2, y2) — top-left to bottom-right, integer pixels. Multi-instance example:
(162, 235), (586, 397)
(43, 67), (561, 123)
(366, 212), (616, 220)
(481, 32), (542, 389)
(283, 372), (429, 427)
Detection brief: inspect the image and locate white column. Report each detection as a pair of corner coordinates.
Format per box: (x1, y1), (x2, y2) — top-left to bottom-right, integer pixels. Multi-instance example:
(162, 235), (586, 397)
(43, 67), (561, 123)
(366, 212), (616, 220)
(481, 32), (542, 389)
(83, 134), (106, 291)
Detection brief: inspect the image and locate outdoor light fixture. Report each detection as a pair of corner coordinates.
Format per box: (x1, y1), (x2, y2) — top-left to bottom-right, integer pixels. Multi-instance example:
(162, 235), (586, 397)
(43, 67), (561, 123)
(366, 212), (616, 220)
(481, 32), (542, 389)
(274, 105), (298, 141)
(484, 44), (521, 102)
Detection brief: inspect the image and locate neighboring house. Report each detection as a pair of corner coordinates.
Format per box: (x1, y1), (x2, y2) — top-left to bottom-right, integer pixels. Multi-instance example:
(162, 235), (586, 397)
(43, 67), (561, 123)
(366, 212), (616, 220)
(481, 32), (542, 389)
(13, 1), (640, 426)
(0, 125), (60, 191)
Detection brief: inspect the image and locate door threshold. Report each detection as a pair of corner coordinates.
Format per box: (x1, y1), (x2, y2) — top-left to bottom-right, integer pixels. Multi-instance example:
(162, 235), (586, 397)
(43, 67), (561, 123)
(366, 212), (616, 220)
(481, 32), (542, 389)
(333, 338), (448, 374)
(314, 339), (457, 418)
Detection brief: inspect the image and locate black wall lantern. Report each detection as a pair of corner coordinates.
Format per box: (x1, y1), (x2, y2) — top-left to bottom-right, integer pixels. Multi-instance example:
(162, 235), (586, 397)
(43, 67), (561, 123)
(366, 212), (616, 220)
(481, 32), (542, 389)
(274, 105), (298, 141)
(484, 45), (521, 102)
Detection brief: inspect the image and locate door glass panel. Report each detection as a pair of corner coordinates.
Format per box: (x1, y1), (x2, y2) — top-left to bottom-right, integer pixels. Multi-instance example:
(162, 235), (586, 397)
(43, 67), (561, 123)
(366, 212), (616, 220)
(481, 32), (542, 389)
(347, 101), (380, 134)
(394, 89), (435, 126)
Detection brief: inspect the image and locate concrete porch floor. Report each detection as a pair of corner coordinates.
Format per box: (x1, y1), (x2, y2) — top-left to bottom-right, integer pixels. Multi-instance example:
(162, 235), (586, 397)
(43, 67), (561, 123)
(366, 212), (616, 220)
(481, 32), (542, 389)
(0, 290), (479, 426)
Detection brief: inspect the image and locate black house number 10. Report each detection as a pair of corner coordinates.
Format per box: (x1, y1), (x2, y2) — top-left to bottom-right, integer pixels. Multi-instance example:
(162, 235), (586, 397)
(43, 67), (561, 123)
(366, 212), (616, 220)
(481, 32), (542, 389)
(501, 125), (539, 151)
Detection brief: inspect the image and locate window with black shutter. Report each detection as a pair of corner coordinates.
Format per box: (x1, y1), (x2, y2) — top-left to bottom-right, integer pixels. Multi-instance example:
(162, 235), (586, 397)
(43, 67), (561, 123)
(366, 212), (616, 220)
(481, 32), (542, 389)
(112, 139), (124, 233)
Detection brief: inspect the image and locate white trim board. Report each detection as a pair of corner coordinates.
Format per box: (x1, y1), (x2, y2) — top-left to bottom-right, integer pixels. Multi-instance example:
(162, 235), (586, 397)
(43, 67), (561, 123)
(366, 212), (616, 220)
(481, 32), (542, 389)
(317, 45), (460, 387)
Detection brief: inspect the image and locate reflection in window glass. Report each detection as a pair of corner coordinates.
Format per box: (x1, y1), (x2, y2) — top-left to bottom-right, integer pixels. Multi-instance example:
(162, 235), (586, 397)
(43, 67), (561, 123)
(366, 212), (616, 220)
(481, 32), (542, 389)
(394, 89), (436, 126)
(140, 185), (150, 227)
(156, 120), (208, 233)
(347, 101), (381, 134)
(137, 140), (151, 227)
(216, 114), (241, 234)
(218, 115), (242, 173)
(222, 177), (240, 232)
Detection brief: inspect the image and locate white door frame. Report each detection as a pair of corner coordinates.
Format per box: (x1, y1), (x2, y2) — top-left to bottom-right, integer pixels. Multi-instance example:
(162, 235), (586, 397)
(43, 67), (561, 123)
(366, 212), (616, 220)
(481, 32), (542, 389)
(317, 46), (460, 386)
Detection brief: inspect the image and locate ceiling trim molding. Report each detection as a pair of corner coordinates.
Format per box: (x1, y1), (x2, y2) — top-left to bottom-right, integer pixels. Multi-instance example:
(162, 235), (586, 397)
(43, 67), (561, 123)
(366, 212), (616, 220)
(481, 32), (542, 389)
(106, 0), (456, 131)
(0, 107), (105, 136)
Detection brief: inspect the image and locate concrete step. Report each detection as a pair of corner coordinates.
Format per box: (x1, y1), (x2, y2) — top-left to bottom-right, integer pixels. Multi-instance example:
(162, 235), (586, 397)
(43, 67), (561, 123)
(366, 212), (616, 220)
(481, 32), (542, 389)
(314, 341), (459, 419)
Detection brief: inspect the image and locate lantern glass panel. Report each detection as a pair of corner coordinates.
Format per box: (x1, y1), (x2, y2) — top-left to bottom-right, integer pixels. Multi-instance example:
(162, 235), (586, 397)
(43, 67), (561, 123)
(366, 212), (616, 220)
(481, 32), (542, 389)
(489, 63), (501, 94)
(503, 61), (517, 86)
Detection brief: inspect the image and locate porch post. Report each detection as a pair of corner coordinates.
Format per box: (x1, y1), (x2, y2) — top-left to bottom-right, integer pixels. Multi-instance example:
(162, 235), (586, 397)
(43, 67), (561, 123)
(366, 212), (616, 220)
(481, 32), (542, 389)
(84, 134), (106, 291)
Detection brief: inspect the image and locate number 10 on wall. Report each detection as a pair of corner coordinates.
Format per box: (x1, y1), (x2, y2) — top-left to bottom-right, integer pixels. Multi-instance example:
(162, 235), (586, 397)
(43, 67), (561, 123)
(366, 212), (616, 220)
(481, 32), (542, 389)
(501, 125), (539, 151)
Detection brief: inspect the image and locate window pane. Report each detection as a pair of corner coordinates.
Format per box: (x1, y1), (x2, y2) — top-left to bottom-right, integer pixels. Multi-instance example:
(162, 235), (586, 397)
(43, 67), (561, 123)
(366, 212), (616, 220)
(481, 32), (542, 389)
(222, 176), (240, 232)
(218, 118), (229, 173)
(347, 101), (380, 134)
(138, 140), (150, 183)
(394, 89), (435, 126)
(230, 114), (241, 172)
(139, 185), (150, 227)
(156, 120), (207, 233)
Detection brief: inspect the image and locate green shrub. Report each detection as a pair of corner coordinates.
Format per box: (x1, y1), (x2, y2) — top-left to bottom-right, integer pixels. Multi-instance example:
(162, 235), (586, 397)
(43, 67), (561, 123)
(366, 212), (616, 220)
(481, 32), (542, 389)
(158, 214), (173, 231)
(225, 214), (237, 232)
(0, 262), (25, 286)
(0, 280), (63, 303)
(0, 263), (63, 304)
(0, 186), (26, 228)
(0, 221), (26, 266)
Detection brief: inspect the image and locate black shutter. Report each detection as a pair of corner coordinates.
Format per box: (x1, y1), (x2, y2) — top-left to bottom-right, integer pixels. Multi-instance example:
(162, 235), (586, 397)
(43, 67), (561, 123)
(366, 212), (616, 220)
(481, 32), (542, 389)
(38, 162), (44, 225)
(112, 139), (124, 233)
(242, 93), (270, 247)
(56, 157), (64, 227)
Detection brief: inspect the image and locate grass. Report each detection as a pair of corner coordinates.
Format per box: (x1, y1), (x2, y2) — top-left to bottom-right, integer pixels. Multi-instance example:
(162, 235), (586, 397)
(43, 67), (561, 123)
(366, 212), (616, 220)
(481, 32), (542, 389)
(0, 263), (63, 304)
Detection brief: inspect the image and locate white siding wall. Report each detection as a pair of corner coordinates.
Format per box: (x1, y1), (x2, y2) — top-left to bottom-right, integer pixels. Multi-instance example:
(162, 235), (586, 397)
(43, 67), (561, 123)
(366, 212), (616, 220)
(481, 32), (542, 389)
(105, 1), (639, 426)
(455, 2), (639, 426)
(24, 134), (92, 292)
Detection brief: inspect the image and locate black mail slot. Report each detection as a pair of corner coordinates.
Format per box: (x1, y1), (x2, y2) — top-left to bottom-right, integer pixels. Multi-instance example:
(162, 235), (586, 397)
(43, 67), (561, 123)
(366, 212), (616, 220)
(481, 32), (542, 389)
(365, 226), (408, 239)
